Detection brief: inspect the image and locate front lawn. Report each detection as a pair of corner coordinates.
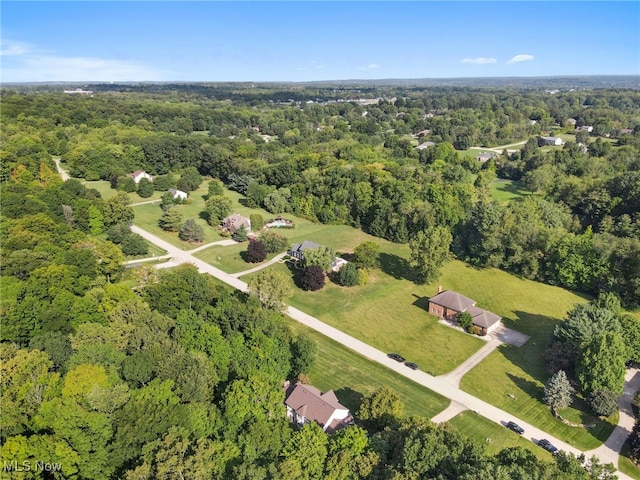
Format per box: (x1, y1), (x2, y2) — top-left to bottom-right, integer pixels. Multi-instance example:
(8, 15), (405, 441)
(194, 243), (280, 274)
(287, 321), (449, 418)
(447, 410), (552, 461)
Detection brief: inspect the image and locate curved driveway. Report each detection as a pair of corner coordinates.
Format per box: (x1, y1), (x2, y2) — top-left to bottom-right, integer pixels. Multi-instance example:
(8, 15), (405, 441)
(130, 225), (635, 479)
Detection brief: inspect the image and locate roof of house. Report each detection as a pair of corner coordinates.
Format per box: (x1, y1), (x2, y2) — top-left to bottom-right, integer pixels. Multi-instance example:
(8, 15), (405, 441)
(285, 383), (349, 430)
(223, 213), (250, 227)
(291, 240), (321, 253)
(415, 141), (436, 150)
(467, 305), (502, 328)
(130, 170), (145, 178)
(429, 290), (476, 312)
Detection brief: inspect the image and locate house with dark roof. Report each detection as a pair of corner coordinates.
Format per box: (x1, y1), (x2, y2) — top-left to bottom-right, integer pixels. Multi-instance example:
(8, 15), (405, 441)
(221, 213), (251, 234)
(476, 153), (496, 162)
(284, 382), (354, 433)
(287, 240), (321, 261)
(428, 288), (502, 336)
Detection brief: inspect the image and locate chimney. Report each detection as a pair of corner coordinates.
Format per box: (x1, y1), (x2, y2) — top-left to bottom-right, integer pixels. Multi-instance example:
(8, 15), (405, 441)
(438, 285), (442, 293)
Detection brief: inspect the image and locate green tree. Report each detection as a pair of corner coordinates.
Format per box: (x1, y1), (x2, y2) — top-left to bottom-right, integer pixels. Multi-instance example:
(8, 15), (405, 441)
(88, 205), (104, 235)
(246, 239), (267, 263)
(409, 226), (452, 284)
(353, 241), (380, 269)
(249, 213), (264, 230)
(248, 269), (293, 312)
(232, 225), (249, 242)
(259, 231), (289, 254)
(588, 390), (618, 417)
(301, 265), (325, 291)
(357, 387), (404, 431)
(281, 422), (328, 480)
(179, 219), (205, 243)
(103, 192), (134, 227)
(304, 245), (335, 272)
(337, 262), (359, 287)
(543, 370), (575, 413)
(176, 167), (202, 193)
(159, 207), (183, 232)
(289, 333), (317, 379)
(576, 332), (627, 395)
(207, 178), (225, 197)
(121, 233), (149, 256)
(457, 312), (473, 332)
(137, 177), (154, 198)
(203, 195), (232, 226)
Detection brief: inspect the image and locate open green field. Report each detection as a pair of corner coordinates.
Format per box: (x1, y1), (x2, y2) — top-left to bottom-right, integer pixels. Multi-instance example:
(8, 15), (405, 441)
(490, 179), (529, 204)
(447, 410), (553, 461)
(288, 321), (449, 418)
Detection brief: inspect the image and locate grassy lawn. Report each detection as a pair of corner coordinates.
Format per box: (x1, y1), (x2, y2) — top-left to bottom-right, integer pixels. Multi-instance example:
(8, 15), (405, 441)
(194, 243), (280, 274)
(490, 179), (529, 204)
(447, 410), (553, 461)
(287, 321), (449, 418)
(620, 440), (640, 479)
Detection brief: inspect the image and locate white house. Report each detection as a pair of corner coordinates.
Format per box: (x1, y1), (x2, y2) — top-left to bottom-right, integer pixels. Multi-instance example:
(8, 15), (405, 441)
(130, 170), (153, 184)
(168, 188), (188, 201)
(284, 383), (354, 433)
(537, 136), (564, 147)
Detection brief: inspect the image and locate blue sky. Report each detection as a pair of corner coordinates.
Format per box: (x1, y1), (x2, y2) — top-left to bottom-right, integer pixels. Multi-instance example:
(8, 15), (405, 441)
(1, 1), (639, 82)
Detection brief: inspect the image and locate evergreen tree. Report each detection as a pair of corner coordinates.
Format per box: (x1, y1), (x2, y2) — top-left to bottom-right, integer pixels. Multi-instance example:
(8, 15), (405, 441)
(179, 219), (205, 243)
(137, 177), (154, 198)
(159, 207), (183, 232)
(543, 370), (575, 412)
(232, 225), (248, 242)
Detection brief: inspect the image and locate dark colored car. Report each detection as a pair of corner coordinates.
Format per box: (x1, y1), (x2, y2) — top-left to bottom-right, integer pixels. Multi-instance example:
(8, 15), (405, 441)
(404, 362), (419, 370)
(506, 421), (524, 434)
(537, 439), (558, 454)
(387, 353), (405, 363)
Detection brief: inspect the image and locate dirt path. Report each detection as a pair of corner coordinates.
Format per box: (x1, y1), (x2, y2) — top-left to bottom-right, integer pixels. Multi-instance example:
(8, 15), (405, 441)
(53, 157), (70, 181)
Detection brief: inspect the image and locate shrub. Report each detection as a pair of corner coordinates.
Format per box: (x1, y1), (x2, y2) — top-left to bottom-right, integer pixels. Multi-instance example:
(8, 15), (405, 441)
(353, 241), (380, 269)
(301, 265), (325, 291)
(338, 262), (359, 287)
(457, 312), (473, 332)
(246, 239), (267, 263)
(588, 389), (618, 417)
(470, 325), (483, 336)
(357, 268), (369, 286)
(232, 225), (249, 242)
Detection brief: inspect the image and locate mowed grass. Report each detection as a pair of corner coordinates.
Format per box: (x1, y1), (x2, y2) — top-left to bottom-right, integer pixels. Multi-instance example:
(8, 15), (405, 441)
(287, 321), (449, 418)
(194, 243), (281, 274)
(443, 262), (617, 449)
(620, 440), (640, 479)
(447, 410), (553, 461)
(490, 179), (529, 204)
(242, 256), (486, 376)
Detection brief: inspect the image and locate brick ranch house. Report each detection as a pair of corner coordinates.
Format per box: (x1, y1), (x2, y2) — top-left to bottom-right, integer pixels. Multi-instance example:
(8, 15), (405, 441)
(284, 382), (354, 433)
(428, 288), (502, 336)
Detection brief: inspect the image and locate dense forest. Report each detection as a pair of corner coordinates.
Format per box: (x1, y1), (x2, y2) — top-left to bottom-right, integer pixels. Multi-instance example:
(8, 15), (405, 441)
(1, 81), (639, 479)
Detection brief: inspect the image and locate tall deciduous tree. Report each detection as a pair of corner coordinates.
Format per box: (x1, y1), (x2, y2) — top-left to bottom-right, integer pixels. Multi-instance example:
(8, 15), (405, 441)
(304, 245), (335, 272)
(301, 265), (325, 291)
(103, 192), (134, 227)
(248, 270), (293, 312)
(246, 239), (267, 263)
(409, 226), (452, 284)
(576, 332), (627, 396)
(357, 387), (404, 431)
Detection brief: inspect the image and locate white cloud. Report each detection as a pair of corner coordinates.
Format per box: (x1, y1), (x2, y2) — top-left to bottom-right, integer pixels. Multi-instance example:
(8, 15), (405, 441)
(507, 54), (534, 64)
(0, 43), (173, 82)
(0, 39), (31, 56)
(367, 63), (380, 69)
(461, 57), (497, 65)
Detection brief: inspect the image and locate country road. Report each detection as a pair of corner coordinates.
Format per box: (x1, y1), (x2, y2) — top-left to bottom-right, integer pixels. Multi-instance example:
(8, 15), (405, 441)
(129, 225), (637, 479)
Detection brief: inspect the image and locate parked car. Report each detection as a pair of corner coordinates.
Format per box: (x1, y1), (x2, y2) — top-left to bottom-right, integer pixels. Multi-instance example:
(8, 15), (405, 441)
(387, 353), (405, 363)
(404, 362), (419, 370)
(506, 421), (524, 434)
(537, 439), (558, 454)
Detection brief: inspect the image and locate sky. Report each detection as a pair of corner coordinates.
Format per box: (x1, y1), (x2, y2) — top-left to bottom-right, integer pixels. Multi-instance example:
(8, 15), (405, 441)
(1, 1), (639, 83)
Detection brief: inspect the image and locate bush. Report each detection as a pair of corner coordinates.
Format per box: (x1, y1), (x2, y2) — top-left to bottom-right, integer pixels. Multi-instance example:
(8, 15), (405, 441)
(338, 262), (359, 287)
(588, 389), (618, 417)
(301, 265), (325, 291)
(457, 312), (473, 332)
(246, 239), (267, 263)
(357, 268), (369, 286)
(232, 225), (249, 242)
(470, 325), (483, 336)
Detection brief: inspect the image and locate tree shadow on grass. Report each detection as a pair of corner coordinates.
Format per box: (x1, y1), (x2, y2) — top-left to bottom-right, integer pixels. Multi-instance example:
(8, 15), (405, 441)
(506, 372), (544, 405)
(379, 252), (415, 282)
(334, 387), (364, 414)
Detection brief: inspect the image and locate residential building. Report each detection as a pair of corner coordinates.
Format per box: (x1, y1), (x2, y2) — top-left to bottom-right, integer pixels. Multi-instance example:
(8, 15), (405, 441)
(537, 136), (564, 147)
(221, 213), (251, 234)
(168, 188), (188, 201)
(130, 170), (153, 184)
(284, 382), (354, 433)
(428, 288), (502, 336)
(288, 240), (321, 261)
